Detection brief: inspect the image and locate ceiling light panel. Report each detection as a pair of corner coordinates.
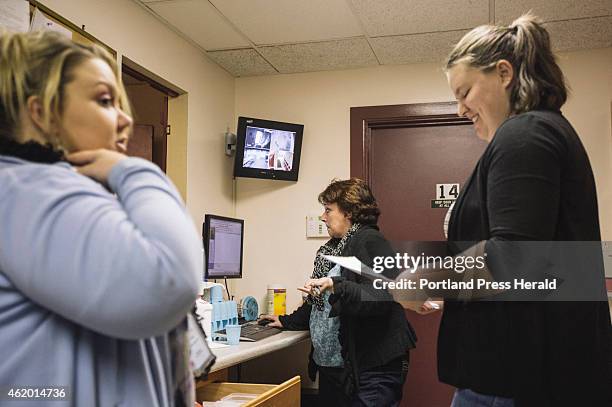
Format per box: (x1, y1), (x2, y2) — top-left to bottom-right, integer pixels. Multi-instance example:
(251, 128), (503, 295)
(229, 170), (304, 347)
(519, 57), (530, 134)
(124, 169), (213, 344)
(147, 0), (250, 50)
(349, 0), (489, 36)
(208, 0), (363, 45)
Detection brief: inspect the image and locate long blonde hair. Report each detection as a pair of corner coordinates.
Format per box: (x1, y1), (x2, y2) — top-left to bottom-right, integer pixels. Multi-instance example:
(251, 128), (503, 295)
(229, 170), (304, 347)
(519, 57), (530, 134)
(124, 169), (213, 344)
(0, 30), (131, 143)
(445, 14), (568, 114)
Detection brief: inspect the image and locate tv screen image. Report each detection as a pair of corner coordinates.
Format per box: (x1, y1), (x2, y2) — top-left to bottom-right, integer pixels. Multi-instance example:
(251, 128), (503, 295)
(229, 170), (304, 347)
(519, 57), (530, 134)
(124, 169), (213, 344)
(242, 126), (296, 172)
(234, 117), (303, 181)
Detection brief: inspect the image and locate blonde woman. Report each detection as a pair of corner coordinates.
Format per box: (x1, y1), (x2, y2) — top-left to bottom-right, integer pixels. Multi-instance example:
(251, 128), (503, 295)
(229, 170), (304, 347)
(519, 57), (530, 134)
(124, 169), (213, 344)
(440, 14), (611, 407)
(0, 31), (201, 406)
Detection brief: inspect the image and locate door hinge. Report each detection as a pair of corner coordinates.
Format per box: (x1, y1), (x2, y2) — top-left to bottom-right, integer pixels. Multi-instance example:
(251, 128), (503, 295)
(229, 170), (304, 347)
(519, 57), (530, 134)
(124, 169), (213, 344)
(166, 124), (171, 136)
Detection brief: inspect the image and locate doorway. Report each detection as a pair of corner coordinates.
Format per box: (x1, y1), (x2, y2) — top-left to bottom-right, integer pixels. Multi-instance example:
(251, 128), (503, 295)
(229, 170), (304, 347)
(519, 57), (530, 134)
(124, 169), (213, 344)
(122, 64), (177, 172)
(120, 59), (188, 200)
(350, 102), (487, 407)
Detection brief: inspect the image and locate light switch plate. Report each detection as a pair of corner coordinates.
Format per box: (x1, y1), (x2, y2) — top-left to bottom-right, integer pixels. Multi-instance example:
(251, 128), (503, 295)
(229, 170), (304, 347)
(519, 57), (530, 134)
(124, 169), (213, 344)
(306, 215), (328, 238)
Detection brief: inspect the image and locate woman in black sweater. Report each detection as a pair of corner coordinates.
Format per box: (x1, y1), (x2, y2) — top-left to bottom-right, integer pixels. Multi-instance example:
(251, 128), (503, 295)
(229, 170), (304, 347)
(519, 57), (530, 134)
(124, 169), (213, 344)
(262, 178), (416, 407)
(437, 12), (611, 407)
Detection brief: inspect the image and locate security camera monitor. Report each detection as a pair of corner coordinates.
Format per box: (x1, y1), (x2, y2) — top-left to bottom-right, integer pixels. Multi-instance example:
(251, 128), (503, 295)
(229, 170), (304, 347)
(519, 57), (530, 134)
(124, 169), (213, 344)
(234, 116), (303, 181)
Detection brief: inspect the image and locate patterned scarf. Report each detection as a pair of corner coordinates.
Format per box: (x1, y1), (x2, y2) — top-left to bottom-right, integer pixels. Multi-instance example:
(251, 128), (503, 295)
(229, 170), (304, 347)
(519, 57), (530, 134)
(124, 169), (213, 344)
(306, 223), (361, 311)
(0, 138), (65, 163)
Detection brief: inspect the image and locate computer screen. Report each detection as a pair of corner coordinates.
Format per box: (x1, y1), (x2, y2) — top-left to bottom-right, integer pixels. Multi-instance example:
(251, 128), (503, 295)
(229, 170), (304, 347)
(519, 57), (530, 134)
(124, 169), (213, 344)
(203, 215), (244, 280)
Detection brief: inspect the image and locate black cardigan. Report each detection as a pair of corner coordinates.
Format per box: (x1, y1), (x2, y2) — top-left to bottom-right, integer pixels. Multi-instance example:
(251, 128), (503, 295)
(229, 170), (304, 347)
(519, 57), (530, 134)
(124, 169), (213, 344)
(280, 225), (416, 395)
(440, 110), (611, 406)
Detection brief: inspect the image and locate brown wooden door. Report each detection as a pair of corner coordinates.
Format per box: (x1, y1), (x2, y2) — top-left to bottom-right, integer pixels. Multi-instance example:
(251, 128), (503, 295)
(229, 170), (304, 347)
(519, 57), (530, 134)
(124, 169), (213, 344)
(127, 124), (154, 162)
(123, 65), (172, 172)
(351, 103), (487, 407)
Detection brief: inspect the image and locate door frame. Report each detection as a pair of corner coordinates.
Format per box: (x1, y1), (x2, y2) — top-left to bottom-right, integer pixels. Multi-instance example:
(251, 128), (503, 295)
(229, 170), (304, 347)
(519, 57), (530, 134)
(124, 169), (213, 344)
(350, 102), (471, 180)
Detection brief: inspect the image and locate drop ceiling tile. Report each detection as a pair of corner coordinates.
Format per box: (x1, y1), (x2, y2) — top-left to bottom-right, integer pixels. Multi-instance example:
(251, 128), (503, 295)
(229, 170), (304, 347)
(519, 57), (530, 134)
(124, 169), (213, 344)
(545, 16), (612, 52)
(147, 0), (249, 50)
(208, 0), (362, 45)
(495, 0), (611, 23)
(258, 38), (378, 74)
(349, 0), (489, 36)
(207, 49), (278, 77)
(370, 30), (469, 65)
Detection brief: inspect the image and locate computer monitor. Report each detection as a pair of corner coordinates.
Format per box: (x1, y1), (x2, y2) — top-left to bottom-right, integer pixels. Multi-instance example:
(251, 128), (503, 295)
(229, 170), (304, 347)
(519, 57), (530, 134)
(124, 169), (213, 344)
(203, 215), (244, 280)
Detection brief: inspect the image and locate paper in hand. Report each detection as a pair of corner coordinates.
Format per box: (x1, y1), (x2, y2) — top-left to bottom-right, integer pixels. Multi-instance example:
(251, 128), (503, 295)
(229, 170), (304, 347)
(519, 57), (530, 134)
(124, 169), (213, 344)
(321, 255), (391, 281)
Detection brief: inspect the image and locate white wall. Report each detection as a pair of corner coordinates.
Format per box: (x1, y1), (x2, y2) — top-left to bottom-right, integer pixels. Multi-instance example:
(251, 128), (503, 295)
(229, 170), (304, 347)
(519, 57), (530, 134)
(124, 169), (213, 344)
(42, 0), (236, 224)
(233, 48), (612, 313)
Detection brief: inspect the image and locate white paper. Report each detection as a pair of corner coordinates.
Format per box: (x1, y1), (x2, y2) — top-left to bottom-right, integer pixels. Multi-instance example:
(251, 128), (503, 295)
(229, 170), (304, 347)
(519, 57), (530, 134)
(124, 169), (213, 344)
(0, 0), (29, 33)
(29, 7), (71, 38)
(322, 254), (395, 282)
(187, 313), (216, 376)
(322, 255), (364, 274)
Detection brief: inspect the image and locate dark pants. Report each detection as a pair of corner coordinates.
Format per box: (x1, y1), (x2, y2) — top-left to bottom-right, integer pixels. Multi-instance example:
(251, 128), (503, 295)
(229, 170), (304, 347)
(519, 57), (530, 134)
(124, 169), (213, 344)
(318, 366), (349, 407)
(350, 369), (405, 407)
(318, 357), (407, 407)
(450, 389), (515, 407)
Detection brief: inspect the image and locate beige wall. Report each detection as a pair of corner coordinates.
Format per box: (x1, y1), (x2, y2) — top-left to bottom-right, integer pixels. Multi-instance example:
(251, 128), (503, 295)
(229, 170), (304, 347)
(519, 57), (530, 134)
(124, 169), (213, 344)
(558, 49), (612, 233)
(42, 0), (236, 225)
(233, 48), (612, 312)
(167, 94), (189, 200)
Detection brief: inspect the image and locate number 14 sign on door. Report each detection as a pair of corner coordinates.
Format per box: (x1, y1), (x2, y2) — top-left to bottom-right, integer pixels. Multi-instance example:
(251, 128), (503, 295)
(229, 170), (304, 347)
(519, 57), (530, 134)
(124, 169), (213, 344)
(431, 183), (459, 208)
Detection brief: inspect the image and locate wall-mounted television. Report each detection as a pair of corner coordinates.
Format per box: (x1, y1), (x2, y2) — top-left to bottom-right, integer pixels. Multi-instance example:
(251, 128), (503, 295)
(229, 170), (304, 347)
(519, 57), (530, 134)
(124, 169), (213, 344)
(233, 116), (304, 181)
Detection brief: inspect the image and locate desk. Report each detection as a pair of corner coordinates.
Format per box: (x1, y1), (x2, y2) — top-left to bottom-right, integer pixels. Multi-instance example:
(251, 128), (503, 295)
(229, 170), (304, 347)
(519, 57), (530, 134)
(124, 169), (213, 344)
(196, 331), (309, 406)
(209, 330), (310, 373)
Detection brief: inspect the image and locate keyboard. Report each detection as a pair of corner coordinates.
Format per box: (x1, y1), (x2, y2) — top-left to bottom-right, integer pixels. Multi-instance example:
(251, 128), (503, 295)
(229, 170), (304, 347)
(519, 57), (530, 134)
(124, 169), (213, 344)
(217, 322), (281, 342)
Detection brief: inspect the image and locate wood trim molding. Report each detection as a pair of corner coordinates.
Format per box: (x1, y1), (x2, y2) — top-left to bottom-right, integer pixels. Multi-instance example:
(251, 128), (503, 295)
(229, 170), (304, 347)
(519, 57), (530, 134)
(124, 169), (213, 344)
(122, 64), (180, 98)
(28, 1), (115, 57)
(350, 102), (472, 181)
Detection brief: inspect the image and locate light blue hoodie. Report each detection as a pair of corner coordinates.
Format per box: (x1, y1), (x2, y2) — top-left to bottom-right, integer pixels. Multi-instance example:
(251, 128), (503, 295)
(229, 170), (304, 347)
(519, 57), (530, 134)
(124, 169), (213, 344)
(0, 156), (201, 406)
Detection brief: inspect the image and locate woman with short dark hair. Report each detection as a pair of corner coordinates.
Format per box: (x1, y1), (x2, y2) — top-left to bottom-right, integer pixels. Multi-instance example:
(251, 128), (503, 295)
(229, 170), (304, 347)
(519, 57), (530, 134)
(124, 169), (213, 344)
(262, 178), (416, 406)
(317, 178), (381, 226)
